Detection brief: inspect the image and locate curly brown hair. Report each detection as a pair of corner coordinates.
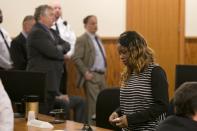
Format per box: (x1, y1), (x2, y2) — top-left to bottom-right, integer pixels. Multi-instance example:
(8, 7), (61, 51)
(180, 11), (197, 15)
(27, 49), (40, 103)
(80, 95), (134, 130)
(118, 31), (155, 84)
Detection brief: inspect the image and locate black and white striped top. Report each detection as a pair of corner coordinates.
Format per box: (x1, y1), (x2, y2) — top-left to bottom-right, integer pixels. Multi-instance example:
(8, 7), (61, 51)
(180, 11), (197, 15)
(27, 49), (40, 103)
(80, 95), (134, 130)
(120, 64), (167, 131)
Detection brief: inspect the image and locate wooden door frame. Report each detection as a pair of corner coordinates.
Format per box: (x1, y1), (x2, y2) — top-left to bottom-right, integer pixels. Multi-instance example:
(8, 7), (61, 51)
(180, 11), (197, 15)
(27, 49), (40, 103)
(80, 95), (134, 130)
(179, 0), (185, 64)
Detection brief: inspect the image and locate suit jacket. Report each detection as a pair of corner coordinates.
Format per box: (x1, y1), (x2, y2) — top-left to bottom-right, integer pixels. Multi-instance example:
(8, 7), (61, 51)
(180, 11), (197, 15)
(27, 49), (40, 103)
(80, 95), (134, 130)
(26, 22), (70, 93)
(72, 33), (100, 88)
(10, 33), (27, 70)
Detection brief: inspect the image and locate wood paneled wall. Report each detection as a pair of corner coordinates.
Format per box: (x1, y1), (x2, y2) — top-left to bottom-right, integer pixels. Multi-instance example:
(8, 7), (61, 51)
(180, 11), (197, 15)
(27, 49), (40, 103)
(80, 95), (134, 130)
(67, 38), (123, 97)
(185, 37), (197, 64)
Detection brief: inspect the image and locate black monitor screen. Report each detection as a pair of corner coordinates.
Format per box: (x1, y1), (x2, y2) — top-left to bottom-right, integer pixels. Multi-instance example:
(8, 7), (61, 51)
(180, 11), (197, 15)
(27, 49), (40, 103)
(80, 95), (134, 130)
(0, 70), (46, 102)
(175, 65), (197, 90)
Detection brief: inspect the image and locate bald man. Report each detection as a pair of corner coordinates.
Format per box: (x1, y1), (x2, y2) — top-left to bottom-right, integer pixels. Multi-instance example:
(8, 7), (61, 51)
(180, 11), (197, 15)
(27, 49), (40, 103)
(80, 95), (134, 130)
(51, 1), (76, 58)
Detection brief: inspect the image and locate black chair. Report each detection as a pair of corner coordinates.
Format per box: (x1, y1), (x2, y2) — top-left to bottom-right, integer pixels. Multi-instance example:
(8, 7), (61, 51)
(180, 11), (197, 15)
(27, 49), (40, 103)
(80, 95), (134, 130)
(96, 88), (121, 131)
(167, 64), (197, 116)
(175, 64), (197, 90)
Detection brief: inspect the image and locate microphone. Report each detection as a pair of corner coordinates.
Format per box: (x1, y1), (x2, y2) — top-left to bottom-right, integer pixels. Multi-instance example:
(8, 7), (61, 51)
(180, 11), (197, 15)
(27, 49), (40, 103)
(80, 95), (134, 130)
(63, 21), (67, 26)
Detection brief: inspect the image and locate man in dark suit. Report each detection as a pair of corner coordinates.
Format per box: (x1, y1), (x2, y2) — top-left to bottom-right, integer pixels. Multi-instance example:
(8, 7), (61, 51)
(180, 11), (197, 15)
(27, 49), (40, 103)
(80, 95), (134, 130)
(10, 15), (35, 70)
(26, 4), (70, 114)
(72, 15), (107, 124)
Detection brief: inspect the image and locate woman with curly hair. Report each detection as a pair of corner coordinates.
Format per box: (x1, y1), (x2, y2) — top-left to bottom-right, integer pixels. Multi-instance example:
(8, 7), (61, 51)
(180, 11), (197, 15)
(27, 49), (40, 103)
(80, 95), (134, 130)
(109, 31), (169, 131)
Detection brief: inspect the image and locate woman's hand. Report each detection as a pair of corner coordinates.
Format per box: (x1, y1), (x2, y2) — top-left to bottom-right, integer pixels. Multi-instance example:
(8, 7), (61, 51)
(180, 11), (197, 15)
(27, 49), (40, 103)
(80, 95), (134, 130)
(109, 112), (119, 126)
(109, 113), (128, 128)
(113, 115), (128, 128)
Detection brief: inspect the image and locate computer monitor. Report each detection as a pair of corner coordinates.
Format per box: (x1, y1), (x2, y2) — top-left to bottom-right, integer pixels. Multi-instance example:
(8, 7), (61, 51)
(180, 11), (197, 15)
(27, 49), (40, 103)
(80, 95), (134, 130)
(0, 70), (47, 103)
(175, 64), (197, 90)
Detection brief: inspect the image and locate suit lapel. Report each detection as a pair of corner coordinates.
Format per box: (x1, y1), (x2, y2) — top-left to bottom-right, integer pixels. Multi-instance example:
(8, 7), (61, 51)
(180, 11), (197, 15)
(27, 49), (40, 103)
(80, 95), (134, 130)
(84, 33), (95, 56)
(19, 33), (28, 59)
(35, 23), (55, 42)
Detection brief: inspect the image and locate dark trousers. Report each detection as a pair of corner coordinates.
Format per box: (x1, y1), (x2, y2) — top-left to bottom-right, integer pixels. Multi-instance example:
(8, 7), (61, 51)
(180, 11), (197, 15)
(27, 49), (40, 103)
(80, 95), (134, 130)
(39, 91), (56, 115)
(54, 96), (86, 123)
(0, 67), (4, 70)
(59, 64), (67, 94)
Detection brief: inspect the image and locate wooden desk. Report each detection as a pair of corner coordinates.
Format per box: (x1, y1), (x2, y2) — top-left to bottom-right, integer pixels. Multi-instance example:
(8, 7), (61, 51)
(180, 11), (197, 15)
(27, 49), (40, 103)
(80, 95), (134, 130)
(14, 114), (112, 131)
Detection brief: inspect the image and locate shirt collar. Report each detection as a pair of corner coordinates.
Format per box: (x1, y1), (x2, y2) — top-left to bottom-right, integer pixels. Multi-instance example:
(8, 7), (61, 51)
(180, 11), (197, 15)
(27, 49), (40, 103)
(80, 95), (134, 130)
(38, 22), (50, 31)
(53, 17), (63, 26)
(21, 31), (28, 38)
(86, 32), (97, 39)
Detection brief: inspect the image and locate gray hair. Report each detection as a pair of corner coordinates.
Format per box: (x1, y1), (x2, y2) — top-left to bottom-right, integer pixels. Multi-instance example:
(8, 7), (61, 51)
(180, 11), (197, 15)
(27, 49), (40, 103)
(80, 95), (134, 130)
(34, 4), (53, 22)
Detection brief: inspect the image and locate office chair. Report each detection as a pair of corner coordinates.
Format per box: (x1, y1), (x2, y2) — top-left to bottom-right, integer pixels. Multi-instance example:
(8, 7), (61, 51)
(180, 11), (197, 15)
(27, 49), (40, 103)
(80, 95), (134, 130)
(96, 88), (121, 131)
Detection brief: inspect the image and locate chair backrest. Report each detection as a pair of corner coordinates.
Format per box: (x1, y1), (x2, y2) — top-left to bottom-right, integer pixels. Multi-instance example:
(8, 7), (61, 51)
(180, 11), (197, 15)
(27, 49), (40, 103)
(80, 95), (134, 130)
(167, 64), (197, 116)
(96, 88), (121, 130)
(175, 64), (197, 90)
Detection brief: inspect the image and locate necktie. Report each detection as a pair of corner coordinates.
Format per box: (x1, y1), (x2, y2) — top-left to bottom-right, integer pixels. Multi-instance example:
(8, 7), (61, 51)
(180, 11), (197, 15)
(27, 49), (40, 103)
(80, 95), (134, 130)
(0, 29), (10, 52)
(95, 36), (107, 67)
(48, 29), (55, 40)
(55, 23), (60, 35)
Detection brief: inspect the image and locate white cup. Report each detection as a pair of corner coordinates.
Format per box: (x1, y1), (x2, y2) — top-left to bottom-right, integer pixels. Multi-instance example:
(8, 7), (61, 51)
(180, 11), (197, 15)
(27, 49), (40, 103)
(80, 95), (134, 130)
(27, 111), (35, 122)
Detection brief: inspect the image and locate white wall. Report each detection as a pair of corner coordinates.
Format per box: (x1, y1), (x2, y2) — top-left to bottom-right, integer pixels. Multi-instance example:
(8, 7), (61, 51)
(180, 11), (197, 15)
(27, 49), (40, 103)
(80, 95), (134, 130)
(185, 0), (197, 37)
(0, 0), (125, 37)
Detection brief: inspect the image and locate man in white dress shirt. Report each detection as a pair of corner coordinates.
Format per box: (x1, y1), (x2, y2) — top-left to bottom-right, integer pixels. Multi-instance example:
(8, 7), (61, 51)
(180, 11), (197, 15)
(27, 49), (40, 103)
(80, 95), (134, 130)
(0, 9), (12, 70)
(0, 79), (14, 131)
(51, 2), (76, 59)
